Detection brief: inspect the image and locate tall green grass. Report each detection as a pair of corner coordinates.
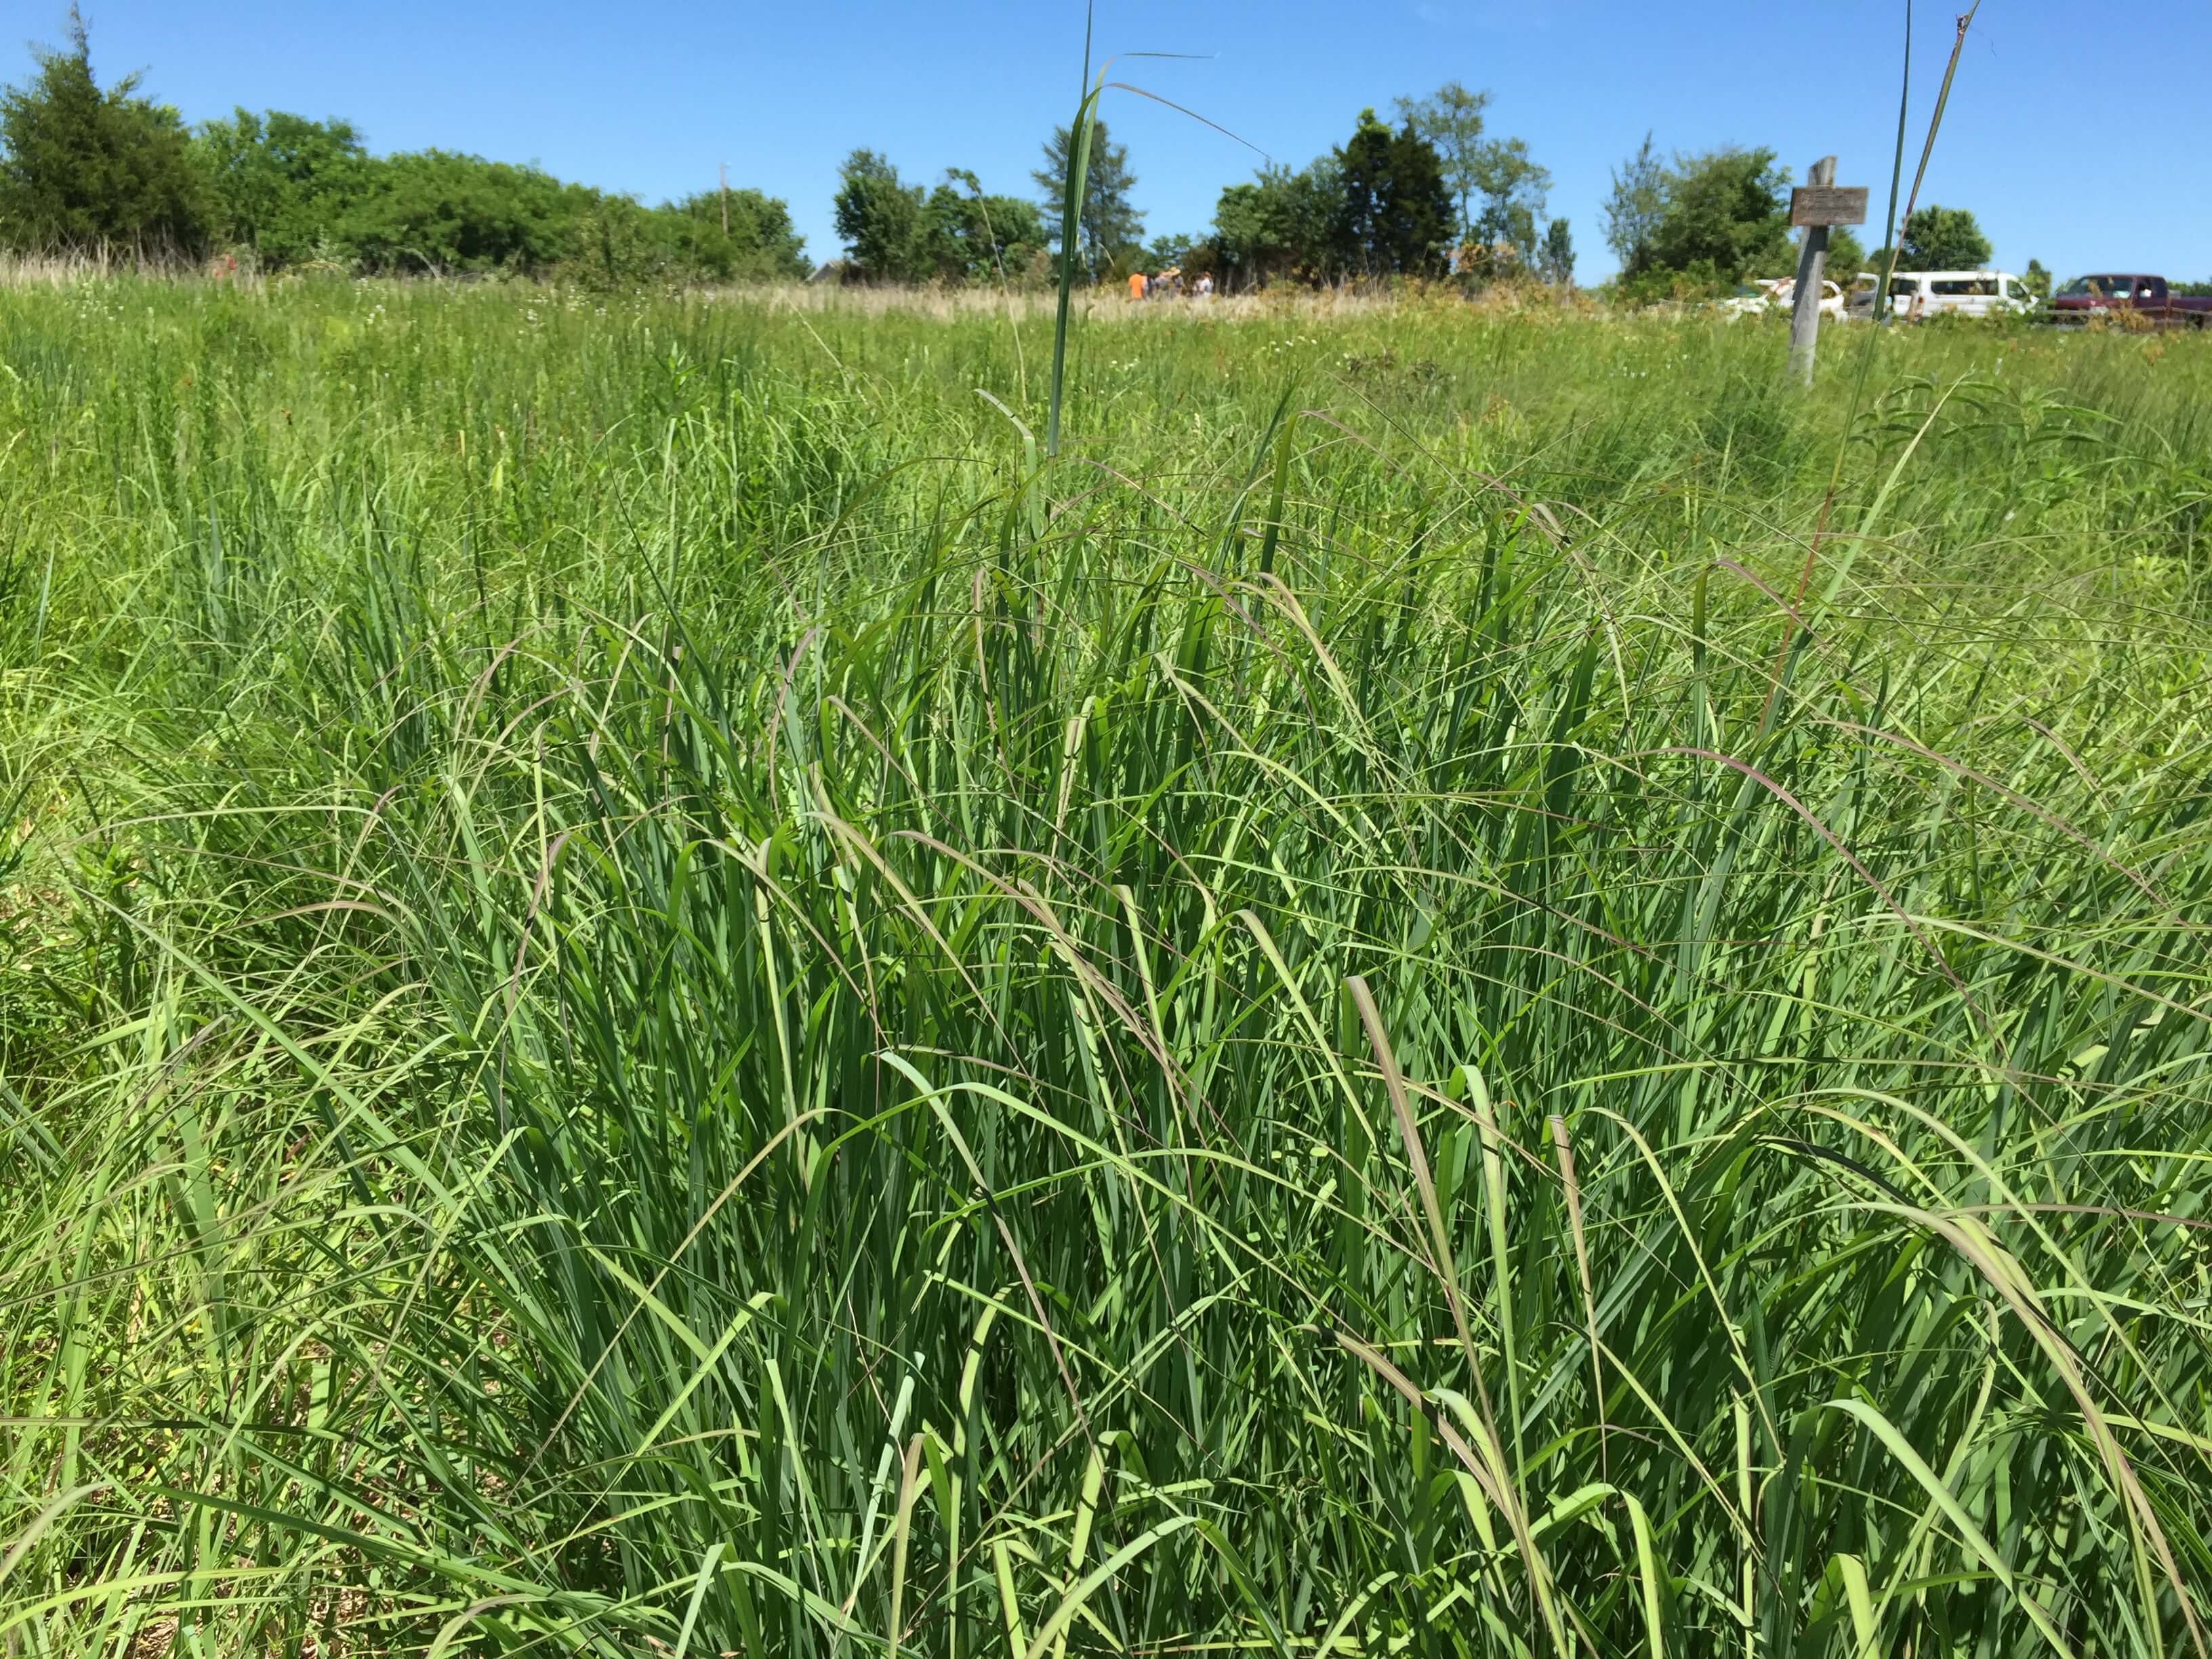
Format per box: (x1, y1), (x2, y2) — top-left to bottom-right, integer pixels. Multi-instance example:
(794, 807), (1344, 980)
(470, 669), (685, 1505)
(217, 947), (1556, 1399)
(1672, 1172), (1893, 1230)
(3, 279), (2210, 1657)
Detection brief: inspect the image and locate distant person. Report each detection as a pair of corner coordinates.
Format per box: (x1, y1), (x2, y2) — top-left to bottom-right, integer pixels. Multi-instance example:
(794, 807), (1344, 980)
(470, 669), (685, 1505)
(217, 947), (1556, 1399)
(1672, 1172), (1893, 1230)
(1128, 270), (1149, 302)
(1195, 273), (1214, 300)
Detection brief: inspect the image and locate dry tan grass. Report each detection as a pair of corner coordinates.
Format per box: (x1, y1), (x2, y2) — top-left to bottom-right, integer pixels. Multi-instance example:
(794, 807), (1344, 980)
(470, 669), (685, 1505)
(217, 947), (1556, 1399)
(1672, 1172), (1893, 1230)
(0, 255), (1601, 323)
(0, 249), (238, 287)
(695, 278), (1596, 326)
(0, 251), (119, 287)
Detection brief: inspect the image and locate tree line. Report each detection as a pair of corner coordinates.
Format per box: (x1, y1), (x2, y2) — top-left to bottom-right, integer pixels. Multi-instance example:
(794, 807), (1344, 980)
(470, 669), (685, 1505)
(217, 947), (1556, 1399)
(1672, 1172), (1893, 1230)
(0, 19), (1572, 292)
(1601, 138), (2037, 300)
(2, 11), (2043, 298)
(830, 85), (1572, 291)
(0, 10), (807, 283)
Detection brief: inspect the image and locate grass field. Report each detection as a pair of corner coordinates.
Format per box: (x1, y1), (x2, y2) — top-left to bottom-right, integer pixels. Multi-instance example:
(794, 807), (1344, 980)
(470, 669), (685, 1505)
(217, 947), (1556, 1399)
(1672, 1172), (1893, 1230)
(2, 277), (2210, 1657)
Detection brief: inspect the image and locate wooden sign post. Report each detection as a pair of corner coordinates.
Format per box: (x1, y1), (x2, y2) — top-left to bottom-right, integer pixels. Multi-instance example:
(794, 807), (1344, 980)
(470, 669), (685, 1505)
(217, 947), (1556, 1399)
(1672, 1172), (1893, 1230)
(1786, 159), (1868, 384)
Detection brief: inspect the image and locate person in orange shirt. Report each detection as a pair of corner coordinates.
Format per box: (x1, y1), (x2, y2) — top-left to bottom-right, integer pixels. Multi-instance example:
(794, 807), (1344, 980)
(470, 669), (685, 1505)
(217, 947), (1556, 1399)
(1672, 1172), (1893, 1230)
(1128, 269), (1149, 302)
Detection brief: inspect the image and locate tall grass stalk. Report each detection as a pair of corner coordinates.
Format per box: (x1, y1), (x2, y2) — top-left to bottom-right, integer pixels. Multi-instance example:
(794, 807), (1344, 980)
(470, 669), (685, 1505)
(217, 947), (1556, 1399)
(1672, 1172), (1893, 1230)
(1872, 2), (1982, 326)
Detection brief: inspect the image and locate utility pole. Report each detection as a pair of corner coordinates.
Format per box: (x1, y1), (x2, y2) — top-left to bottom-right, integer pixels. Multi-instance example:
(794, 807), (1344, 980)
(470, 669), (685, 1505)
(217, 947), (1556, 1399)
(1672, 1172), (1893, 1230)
(1786, 159), (1867, 385)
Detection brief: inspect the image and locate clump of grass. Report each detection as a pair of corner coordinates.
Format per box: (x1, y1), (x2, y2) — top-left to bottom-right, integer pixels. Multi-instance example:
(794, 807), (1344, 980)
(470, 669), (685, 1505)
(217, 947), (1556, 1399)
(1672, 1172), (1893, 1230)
(2, 279), (2210, 1658)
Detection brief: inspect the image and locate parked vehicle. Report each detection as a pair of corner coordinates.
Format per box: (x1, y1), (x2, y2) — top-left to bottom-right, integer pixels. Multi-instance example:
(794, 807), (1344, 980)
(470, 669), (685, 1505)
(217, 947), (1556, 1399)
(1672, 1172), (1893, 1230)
(1715, 276), (1845, 320)
(1716, 279), (1783, 318)
(2047, 274), (2212, 328)
(1843, 270), (2034, 321)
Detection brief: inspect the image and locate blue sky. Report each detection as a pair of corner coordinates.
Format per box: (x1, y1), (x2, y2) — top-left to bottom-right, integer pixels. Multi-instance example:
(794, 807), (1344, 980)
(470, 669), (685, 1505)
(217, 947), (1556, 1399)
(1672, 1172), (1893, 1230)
(33, 1), (2212, 283)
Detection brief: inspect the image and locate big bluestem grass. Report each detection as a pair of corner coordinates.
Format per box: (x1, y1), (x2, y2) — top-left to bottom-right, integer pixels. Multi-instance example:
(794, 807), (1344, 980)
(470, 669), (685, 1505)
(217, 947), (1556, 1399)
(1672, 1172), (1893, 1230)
(1, 278), (2210, 1657)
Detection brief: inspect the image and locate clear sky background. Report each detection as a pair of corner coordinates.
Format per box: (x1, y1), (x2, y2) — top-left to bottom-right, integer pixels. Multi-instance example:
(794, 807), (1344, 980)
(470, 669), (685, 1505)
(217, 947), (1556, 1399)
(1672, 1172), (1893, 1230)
(26, 1), (2211, 283)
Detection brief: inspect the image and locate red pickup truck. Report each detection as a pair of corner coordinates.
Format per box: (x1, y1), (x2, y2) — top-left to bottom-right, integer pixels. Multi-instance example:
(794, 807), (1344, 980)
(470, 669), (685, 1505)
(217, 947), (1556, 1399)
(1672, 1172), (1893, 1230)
(2047, 274), (2212, 327)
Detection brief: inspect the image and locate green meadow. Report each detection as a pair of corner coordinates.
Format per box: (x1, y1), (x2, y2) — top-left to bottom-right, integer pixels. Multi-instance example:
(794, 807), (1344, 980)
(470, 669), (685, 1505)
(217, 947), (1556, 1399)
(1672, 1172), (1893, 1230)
(2, 278), (2209, 1656)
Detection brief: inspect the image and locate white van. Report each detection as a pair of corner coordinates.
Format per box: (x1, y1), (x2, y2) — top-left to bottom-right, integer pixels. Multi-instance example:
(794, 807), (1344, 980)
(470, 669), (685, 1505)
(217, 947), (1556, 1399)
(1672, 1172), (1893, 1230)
(1843, 270), (2034, 321)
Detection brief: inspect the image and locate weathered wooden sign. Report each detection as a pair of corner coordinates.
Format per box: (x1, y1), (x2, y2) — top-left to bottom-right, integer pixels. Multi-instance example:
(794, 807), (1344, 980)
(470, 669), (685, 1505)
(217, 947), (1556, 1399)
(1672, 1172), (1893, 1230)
(1790, 186), (1868, 228)
(1788, 161), (1846, 386)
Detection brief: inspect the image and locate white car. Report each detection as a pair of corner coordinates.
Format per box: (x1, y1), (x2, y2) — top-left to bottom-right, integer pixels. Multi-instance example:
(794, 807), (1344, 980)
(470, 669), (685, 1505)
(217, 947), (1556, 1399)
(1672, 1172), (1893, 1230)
(1715, 278), (1788, 318)
(1843, 270), (2036, 321)
(1715, 277), (1845, 320)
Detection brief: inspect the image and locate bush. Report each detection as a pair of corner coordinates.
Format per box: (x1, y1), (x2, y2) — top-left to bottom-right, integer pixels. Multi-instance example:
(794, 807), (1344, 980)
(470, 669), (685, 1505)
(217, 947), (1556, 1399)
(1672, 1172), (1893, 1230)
(194, 109), (371, 269)
(332, 150), (586, 275)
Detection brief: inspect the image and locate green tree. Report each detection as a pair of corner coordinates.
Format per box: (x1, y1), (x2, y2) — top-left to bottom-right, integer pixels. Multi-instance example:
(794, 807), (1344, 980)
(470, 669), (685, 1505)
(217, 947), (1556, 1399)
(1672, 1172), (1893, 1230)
(1391, 81), (1490, 244)
(1144, 231), (1198, 271)
(1540, 217), (1574, 285)
(832, 148), (925, 281)
(1601, 133), (1666, 273)
(1032, 119), (1143, 280)
(1639, 146), (1792, 289)
(1469, 136), (1550, 266)
(639, 188), (808, 283)
(1396, 81), (1549, 270)
(919, 169), (1045, 285)
(1212, 180), (1271, 283)
(0, 7), (207, 255)
(556, 191), (666, 289)
(194, 109), (369, 268)
(1824, 226), (1867, 280)
(2022, 258), (2053, 300)
(1212, 157), (1343, 289)
(1898, 204), (1991, 269)
(1334, 108), (1452, 278)
(835, 155), (1038, 287)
